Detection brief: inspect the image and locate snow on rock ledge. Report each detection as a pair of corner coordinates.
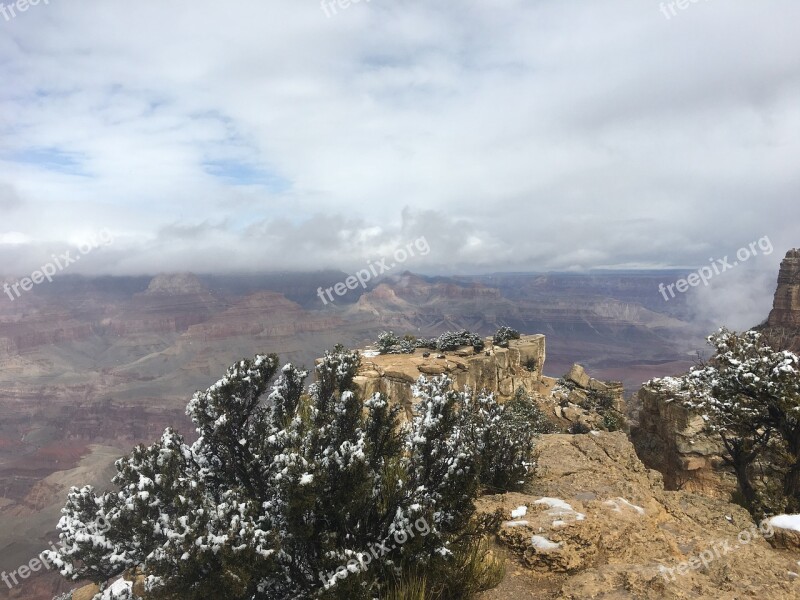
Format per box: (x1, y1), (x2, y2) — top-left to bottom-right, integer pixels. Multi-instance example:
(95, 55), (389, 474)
(476, 432), (800, 598)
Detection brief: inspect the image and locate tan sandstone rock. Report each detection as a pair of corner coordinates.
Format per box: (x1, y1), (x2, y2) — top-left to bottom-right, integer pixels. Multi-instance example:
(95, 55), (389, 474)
(477, 432), (800, 600)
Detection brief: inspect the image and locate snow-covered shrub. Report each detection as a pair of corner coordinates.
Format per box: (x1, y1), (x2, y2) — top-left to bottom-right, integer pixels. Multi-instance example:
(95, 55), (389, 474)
(47, 350), (532, 600)
(492, 327), (520, 348)
(473, 389), (545, 492)
(413, 331), (486, 352)
(658, 329), (800, 517)
(375, 331), (415, 355)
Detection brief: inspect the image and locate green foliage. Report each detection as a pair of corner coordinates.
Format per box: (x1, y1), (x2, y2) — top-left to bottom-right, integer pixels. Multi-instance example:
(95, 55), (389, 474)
(492, 327), (520, 348)
(493, 327), (519, 346)
(602, 412), (624, 432)
(512, 387), (559, 435)
(48, 350), (532, 600)
(555, 377), (576, 391)
(414, 331), (486, 353)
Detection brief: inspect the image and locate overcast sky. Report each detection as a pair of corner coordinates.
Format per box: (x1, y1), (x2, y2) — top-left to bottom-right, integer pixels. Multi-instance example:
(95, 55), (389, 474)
(0, 0), (798, 283)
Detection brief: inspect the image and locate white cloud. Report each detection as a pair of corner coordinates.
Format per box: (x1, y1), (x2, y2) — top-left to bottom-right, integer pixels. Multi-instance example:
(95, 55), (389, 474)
(0, 0), (796, 285)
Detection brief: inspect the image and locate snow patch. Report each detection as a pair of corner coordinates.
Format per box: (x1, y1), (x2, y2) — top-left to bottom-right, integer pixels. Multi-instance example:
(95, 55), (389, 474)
(503, 520), (529, 527)
(534, 497), (586, 522)
(604, 497), (645, 515)
(530, 535), (561, 551)
(511, 505), (527, 519)
(101, 578), (132, 599)
(769, 514), (800, 532)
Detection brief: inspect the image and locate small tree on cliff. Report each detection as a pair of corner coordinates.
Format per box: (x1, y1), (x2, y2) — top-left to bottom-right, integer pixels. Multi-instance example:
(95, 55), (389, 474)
(46, 348), (534, 600)
(668, 329), (800, 516)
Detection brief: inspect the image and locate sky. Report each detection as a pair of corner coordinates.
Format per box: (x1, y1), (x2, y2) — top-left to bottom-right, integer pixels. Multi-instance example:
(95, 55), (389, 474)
(0, 0), (798, 294)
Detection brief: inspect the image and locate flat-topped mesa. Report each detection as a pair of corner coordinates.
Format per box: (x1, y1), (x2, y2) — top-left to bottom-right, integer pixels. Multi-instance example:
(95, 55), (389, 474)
(767, 248), (800, 329)
(353, 334), (546, 415)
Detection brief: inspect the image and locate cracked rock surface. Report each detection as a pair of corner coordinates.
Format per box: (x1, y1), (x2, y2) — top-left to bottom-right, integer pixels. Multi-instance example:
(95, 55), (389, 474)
(477, 432), (800, 600)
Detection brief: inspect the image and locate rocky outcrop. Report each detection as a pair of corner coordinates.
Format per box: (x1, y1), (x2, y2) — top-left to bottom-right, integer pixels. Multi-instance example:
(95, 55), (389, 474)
(353, 335), (546, 415)
(546, 364), (626, 432)
(632, 249), (800, 496)
(761, 248), (800, 351)
(631, 378), (735, 497)
(768, 249), (800, 328)
(477, 432), (800, 600)
(353, 338), (628, 434)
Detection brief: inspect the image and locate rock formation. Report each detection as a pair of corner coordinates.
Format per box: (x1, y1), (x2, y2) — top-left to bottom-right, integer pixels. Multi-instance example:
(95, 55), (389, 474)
(767, 249), (800, 328)
(353, 335), (546, 417)
(760, 248), (800, 351)
(546, 363), (626, 431)
(352, 335), (628, 436)
(632, 378), (735, 498)
(476, 432), (800, 599)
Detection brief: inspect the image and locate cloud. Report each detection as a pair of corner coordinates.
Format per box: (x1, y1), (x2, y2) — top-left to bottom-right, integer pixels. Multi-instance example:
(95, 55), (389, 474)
(0, 183), (23, 211)
(0, 0), (796, 286)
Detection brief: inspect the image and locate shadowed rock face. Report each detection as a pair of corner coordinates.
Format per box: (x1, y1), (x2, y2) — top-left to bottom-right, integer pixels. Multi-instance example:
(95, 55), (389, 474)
(767, 249), (800, 329)
(632, 382), (735, 498)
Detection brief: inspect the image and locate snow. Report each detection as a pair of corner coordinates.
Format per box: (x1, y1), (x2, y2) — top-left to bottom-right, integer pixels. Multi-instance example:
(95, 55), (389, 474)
(503, 520), (529, 527)
(361, 350), (380, 358)
(604, 497), (645, 515)
(101, 578), (132, 599)
(299, 473), (314, 486)
(534, 497), (586, 522)
(769, 514), (800, 532)
(511, 505), (527, 519)
(534, 497), (571, 511)
(530, 535), (561, 551)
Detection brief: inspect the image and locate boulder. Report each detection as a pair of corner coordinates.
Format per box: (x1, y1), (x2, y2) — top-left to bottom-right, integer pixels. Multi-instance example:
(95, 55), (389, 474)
(418, 364), (448, 375)
(566, 364), (590, 388)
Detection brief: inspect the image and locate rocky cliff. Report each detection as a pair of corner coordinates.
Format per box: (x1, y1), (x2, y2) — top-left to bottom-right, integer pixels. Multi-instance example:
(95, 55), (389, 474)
(353, 335), (546, 417)
(768, 249), (800, 328)
(632, 378), (735, 498)
(762, 248), (800, 351)
(352, 335), (627, 434)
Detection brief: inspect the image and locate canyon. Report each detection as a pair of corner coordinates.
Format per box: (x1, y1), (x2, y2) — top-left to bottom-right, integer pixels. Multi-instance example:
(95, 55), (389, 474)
(0, 263), (777, 599)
